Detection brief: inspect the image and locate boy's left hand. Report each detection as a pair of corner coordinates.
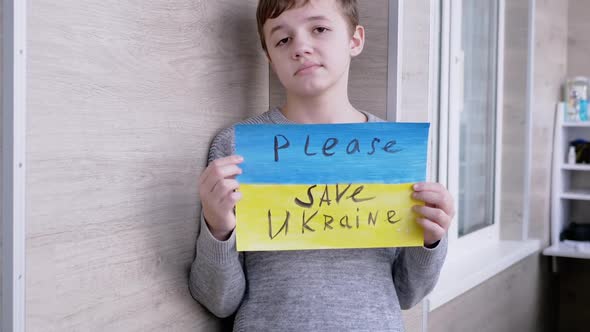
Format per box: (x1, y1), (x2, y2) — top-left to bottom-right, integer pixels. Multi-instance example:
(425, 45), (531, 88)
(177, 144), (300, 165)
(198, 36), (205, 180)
(411, 182), (455, 247)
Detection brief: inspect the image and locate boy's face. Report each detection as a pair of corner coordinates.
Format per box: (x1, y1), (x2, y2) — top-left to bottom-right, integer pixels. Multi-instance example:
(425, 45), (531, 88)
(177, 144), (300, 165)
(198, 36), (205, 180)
(263, 0), (364, 98)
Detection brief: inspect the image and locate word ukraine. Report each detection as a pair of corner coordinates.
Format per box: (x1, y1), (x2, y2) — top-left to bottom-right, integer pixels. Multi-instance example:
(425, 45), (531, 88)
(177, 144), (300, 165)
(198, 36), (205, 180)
(235, 122), (430, 251)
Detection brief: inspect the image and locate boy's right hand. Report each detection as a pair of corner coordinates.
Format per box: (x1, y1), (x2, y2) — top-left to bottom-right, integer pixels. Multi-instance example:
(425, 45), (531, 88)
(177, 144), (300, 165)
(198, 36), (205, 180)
(199, 155), (244, 241)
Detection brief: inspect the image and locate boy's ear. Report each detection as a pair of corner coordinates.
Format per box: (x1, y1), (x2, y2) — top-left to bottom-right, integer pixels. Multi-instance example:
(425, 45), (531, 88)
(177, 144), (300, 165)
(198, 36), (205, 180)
(349, 25), (365, 57)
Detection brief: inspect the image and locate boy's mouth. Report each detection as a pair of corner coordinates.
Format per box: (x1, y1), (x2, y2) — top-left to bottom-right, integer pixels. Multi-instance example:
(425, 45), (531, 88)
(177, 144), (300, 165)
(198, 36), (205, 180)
(295, 62), (322, 76)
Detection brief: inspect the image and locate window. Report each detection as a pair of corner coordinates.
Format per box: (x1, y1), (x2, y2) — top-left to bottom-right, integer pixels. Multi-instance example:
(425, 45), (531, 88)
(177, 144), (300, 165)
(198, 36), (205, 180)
(440, 0), (502, 249)
(428, 0), (540, 311)
(458, 1), (499, 236)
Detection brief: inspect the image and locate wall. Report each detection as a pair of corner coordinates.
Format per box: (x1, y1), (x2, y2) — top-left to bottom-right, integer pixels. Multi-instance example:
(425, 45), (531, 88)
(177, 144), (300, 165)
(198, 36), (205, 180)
(500, 0), (528, 241)
(567, 0), (590, 78)
(567, 0), (590, 220)
(26, 1), (267, 330)
(429, 0), (568, 330)
(399, 0), (430, 122)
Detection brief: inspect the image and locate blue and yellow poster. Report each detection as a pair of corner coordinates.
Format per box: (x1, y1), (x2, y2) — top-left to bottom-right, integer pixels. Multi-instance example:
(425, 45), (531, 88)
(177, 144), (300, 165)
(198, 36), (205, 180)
(235, 122), (429, 251)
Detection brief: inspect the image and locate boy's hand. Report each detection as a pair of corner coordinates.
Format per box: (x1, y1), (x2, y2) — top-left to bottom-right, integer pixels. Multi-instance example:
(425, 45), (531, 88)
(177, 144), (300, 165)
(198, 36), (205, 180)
(199, 155), (244, 241)
(411, 182), (455, 247)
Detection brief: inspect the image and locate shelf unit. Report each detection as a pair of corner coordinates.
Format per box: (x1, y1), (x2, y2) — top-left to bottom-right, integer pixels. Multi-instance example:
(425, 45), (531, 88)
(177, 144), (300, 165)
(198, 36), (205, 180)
(543, 103), (590, 259)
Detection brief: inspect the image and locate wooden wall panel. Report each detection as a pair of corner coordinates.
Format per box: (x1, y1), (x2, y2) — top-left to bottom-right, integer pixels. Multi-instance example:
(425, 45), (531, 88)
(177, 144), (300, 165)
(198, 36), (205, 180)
(429, 255), (552, 332)
(348, 0), (388, 119)
(567, 0), (590, 223)
(529, 0), (568, 242)
(500, 0), (528, 240)
(567, 0), (590, 78)
(26, 1), (267, 331)
(399, 0), (430, 122)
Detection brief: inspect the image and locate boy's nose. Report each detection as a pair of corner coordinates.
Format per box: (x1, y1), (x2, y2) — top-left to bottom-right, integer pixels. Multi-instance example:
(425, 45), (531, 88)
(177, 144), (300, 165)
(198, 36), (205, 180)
(291, 39), (313, 60)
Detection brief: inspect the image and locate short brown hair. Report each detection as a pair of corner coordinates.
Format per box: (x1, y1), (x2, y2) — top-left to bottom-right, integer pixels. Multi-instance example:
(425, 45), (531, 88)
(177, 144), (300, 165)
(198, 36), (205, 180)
(256, 0), (359, 53)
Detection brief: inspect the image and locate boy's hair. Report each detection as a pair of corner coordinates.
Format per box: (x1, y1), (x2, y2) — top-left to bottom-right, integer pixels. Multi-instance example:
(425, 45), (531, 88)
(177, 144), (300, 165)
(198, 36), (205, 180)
(256, 0), (359, 54)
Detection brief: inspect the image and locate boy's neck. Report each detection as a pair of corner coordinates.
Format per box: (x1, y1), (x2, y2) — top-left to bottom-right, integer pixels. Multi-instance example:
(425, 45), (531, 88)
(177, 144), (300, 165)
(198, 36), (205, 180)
(280, 91), (366, 124)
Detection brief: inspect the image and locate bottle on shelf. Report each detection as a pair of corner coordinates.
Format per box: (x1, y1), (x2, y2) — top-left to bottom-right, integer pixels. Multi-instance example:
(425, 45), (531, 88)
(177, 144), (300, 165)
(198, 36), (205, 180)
(568, 146), (576, 164)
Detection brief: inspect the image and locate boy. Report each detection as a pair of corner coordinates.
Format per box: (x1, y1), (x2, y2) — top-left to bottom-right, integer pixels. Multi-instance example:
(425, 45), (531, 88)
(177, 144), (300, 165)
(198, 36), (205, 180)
(189, 0), (454, 330)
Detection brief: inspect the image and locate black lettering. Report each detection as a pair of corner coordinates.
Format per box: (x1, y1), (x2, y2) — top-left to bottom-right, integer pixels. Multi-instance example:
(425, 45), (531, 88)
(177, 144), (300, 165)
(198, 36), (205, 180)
(383, 140), (402, 153)
(356, 208), (360, 228)
(368, 138), (380, 155)
(339, 215), (352, 229)
(347, 185), (376, 203)
(387, 210), (401, 224)
(304, 135), (317, 156)
(319, 185), (331, 207)
(268, 209), (290, 239)
(302, 210), (318, 233)
(335, 184), (352, 203)
(274, 134), (290, 162)
(346, 139), (361, 154)
(324, 214), (334, 230)
(368, 211), (379, 226)
(294, 185), (317, 208)
(322, 138), (339, 156)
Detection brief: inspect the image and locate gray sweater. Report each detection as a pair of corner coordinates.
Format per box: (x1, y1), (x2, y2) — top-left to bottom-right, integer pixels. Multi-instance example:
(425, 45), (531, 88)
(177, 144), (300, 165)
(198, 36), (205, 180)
(189, 107), (447, 332)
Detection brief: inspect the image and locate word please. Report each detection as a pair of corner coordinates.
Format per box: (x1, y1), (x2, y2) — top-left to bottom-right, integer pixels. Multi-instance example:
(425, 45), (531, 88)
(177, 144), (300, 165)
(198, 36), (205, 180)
(273, 134), (402, 161)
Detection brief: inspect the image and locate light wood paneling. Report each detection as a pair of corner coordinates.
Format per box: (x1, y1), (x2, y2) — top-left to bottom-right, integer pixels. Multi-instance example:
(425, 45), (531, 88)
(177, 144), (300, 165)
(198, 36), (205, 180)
(500, 0), (529, 241)
(26, 1), (267, 331)
(399, 0), (430, 122)
(529, 0), (568, 242)
(567, 0), (590, 78)
(567, 0), (590, 225)
(348, 0), (389, 119)
(429, 255), (553, 332)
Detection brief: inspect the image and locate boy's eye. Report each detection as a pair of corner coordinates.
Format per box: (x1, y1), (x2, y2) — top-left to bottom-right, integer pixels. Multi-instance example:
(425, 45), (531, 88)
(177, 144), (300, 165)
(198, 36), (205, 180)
(276, 37), (290, 47)
(314, 27), (329, 33)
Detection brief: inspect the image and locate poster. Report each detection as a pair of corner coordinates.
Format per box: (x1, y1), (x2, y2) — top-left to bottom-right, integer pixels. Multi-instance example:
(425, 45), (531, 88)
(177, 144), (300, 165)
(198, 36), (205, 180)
(235, 122), (429, 251)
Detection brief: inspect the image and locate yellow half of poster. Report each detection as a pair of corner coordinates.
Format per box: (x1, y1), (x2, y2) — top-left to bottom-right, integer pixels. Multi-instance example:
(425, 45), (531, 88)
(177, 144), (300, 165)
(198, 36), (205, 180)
(236, 183), (424, 251)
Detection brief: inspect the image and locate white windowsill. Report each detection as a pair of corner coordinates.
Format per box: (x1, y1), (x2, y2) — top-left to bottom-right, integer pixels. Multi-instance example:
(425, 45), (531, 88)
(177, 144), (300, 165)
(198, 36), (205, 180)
(426, 239), (541, 311)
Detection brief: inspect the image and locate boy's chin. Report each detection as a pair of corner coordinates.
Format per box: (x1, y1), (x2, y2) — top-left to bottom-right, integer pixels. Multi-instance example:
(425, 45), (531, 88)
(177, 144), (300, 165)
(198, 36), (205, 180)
(288, 82), (333, 98)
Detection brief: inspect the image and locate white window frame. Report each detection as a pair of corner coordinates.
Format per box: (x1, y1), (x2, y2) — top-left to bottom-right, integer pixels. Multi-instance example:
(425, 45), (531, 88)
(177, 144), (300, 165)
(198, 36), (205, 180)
(443, 0), (503, 255)
(426, 0), (540, 313)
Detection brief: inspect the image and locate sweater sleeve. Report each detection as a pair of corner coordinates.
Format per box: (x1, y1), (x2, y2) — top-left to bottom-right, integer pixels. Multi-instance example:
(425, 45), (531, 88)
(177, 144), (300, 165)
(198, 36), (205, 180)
(188, 127), (246, 318)
(392, 236), (448, 309)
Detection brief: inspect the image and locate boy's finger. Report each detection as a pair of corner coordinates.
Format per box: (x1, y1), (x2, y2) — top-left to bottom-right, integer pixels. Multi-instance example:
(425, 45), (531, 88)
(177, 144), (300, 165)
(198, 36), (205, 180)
(412, 182), (445, 192)
(212, 179), (240, 200)
(412, 205), (451, 230)
(415, 217), (446, 241)
(412, 191), (454, 216)
(201, 164), (243, 193)
(219, 191), (243, 211)
(199, 155), (244, 184)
